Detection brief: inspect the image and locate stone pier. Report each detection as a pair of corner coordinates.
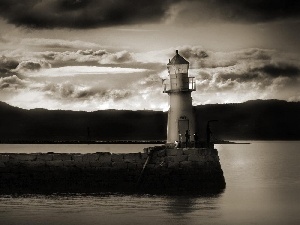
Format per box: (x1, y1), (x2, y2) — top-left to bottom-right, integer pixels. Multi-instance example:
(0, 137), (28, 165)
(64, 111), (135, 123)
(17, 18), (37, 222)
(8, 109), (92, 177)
(0, 147), (226, 195)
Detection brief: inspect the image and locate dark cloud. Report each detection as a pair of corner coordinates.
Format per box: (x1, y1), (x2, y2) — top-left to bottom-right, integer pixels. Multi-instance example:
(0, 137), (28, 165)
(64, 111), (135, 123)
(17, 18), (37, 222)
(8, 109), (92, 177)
(175, 47), (279, 70)
(179, 48), (209, 60)
(39, 49), (133, 65)
(15, 60), (51, 72)
(251, 63), (300, 78)
(240, 49), (272, 60)
(203, 63), (300, 87)
(219, 73), (261, 83)
(0, 75), (26, 89)
(74, 88), (132, 101)
(0, 83), (9, 89)
(0, 56), (19, 70)
(218, 0), (300, 22)
(1, 0), (299, 29)
(0, 68), (15, 78)
(0, 56), (19, 78)
(173, 46), (211, 68)
(42, 81), (133, 102)
(0, 56), (51, 79)
(195, 64), (299, 96)
(75, 89), (97, 99)
(101, 50), (133, 64)
(174, 0), (300, 24)
(42, 52), (56, 61)
(0, 0), (179, 29)
(17, 61), (42, 71)
(22, 38), (102, 50)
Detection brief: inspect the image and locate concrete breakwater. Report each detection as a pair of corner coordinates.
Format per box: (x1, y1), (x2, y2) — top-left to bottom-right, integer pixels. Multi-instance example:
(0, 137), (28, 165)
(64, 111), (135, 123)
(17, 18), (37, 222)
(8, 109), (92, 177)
(0, 147), (226, 195)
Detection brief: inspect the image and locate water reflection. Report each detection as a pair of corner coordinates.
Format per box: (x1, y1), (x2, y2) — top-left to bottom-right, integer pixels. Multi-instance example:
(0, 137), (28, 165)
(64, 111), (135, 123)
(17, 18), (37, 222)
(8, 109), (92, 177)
(165, 196), (197, 216)
(164, 193), (223, 225)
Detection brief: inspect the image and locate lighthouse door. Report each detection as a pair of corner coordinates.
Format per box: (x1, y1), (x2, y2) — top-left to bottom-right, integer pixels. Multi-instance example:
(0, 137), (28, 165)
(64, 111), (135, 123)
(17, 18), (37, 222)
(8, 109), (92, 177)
(178, 117), (189, 143)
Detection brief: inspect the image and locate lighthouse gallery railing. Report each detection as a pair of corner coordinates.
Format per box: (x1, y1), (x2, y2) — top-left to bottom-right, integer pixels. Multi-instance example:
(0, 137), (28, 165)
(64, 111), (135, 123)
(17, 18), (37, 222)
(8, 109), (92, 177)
(163, 77), (196, 93)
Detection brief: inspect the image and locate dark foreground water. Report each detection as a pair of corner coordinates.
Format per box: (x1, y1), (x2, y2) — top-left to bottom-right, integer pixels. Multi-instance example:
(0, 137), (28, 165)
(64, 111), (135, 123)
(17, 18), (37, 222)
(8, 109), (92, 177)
(0, 141), (299, 225)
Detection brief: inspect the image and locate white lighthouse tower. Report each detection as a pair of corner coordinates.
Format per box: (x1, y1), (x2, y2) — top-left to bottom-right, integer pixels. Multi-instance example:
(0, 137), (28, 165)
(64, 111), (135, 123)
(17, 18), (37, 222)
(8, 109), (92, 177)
(163, 50), (196, 145)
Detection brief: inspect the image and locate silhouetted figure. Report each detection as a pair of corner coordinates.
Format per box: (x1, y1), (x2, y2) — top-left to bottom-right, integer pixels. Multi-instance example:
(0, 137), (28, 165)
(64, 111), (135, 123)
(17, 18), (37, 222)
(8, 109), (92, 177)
(178, 134), (182, 148)
(185, 130), (190, 148)
(194, 132), (199, 148)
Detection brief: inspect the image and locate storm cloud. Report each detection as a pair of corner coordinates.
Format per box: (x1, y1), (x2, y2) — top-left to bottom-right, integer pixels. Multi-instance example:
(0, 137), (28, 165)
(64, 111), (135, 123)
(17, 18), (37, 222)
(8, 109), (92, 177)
(171, 0), (300, 24)
(0, 56), (19, 78)
(251, 63), (300, 78)
(0, 0), (299, 29)
(41, 81), (134, 104)
(15, 60), (51, 73)
(21, 38), (104, 50)
(0, 0), (179, 29)
(39, 49), (134, 66)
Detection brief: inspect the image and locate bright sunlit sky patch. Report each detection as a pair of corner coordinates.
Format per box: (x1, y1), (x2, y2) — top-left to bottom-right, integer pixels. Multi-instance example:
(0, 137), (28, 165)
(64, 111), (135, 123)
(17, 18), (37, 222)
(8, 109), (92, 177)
(0, 0), (299, 111)
(27, 66), (149, 77)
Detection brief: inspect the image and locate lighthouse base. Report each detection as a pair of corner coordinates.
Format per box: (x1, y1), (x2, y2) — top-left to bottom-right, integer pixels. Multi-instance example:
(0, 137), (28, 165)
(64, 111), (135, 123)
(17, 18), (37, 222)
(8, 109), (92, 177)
(140, 147), (226, 194)
(0, 148), (225, 195)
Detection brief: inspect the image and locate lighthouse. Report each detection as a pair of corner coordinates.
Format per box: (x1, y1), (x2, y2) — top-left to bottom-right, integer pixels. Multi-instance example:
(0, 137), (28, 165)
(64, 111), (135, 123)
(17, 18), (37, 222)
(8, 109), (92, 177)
(163, 50), (196, 145)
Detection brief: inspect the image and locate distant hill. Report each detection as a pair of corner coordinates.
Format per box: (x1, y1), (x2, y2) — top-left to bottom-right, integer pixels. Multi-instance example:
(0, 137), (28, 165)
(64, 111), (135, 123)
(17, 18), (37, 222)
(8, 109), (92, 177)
(0, 99), (299, 142)
(194, 100), (300, 141)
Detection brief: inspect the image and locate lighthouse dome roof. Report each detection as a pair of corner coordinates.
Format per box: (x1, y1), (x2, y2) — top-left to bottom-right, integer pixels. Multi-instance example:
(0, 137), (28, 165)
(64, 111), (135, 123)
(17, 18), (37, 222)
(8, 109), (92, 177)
(167, 50), (189, 65)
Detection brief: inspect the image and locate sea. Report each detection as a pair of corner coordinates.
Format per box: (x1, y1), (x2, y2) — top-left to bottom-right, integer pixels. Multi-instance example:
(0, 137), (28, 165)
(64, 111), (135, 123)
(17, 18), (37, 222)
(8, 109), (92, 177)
(0, 141), (299, 225)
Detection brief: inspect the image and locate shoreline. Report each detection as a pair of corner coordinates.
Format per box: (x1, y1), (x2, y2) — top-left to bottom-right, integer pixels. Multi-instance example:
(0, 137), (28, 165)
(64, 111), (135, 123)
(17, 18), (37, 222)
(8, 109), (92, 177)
(0, 140), (166, 144)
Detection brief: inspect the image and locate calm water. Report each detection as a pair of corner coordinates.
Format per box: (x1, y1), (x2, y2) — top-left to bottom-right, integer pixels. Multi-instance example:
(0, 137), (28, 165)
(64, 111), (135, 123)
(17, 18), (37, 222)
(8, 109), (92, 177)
(0, 141), (299, 225)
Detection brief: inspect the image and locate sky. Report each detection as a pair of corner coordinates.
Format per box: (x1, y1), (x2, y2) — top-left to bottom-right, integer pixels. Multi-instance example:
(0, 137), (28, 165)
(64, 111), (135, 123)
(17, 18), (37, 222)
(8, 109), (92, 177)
(0, 0), (299, 111)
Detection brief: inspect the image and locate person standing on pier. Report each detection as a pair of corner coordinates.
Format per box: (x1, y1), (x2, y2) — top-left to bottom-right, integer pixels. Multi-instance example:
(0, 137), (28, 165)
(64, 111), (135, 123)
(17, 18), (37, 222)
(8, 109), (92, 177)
(185, 130), (190, 148)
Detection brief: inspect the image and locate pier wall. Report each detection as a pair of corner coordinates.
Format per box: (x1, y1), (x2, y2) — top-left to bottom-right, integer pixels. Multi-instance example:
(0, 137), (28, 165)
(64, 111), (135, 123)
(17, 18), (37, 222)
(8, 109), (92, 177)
(0, 147), (225, 194)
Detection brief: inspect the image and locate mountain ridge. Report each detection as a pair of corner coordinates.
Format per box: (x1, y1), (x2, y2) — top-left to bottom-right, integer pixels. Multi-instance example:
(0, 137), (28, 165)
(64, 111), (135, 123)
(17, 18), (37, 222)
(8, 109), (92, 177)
(0, 99), (299, 142)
